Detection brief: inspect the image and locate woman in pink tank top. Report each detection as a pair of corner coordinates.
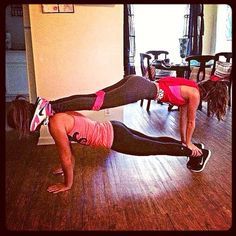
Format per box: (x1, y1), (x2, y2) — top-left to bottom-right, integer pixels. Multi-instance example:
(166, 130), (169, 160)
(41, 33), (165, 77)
(8, 103), (212, 193)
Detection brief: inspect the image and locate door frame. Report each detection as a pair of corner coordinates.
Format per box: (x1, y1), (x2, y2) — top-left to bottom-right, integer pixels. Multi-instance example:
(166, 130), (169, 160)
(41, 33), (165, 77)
(22, 4), (37, 103)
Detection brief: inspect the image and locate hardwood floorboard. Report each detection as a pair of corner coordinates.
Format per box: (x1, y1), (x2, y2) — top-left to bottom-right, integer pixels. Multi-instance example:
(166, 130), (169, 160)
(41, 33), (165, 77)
(5, 100), (232, 230)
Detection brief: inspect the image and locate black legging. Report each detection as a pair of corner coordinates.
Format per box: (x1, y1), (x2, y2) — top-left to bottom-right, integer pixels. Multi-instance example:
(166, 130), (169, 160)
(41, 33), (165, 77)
(50, 75), (157, 112)
(110, 121), (192, 156)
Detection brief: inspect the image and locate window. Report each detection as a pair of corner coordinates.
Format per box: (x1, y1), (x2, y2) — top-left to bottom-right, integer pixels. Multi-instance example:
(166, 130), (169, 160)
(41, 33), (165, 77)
(215, 5), (232, 52)
(133, 4), (187, 68)
(11, 5), (23, 17)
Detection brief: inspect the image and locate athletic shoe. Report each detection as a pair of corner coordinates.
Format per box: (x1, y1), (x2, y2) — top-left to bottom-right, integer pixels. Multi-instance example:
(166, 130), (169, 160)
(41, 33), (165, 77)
(30, 97), (52, 132)
(187, 149), (211, 172)
(194, 143), (205, 149)
(186, 143), (204, 161)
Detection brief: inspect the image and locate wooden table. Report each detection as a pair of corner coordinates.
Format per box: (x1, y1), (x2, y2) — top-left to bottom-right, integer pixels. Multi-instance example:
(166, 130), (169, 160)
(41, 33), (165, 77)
(152, 62), (188, 77)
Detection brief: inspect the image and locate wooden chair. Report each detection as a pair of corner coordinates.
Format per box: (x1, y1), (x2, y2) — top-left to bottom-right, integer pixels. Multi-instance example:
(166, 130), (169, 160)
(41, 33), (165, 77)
(139, 53), (156, 111)
(185, 55), (215, 114)
(212, 52), (232, 106)
(146, 50), (172, 79)
(140, 53), (155, 81)
(146, 50), (169, 61)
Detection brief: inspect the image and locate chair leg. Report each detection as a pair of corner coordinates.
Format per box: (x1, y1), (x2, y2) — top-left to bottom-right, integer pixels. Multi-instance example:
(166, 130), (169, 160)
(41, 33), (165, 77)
(146, 99), (151, 111)
(207, 101), (210, 117)
(198, 100), (202, 111)
(168, 105), (174, 111)
(228, 85), (231, 106)
(140, 99), (144, 107)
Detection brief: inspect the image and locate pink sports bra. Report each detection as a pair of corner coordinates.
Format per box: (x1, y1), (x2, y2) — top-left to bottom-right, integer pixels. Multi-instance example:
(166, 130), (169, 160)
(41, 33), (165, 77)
(169, 85), (185, 104)
(156, 77), (199, 106)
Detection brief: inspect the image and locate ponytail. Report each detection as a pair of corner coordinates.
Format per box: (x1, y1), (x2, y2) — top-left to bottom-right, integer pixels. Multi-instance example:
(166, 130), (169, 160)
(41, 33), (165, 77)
(198, 80), (228, 120)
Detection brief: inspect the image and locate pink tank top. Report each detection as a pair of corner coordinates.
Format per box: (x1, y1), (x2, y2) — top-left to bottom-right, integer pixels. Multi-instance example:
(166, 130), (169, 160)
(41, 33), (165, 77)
(157, 77), (199, 106)
(67, 113), (114, 148)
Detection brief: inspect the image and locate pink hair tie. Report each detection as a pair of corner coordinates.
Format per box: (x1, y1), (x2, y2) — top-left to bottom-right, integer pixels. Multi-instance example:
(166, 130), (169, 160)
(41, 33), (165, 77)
(92, 90), (105, 111)
(210, 75), (220, 81)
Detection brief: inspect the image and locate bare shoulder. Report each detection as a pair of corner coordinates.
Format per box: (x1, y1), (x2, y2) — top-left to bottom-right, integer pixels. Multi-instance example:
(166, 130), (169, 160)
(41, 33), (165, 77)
(189, 87), (200, 100)
(181, 85), (200, 100)
(50, 113), (68, 124)
(49, 113), (73, 133)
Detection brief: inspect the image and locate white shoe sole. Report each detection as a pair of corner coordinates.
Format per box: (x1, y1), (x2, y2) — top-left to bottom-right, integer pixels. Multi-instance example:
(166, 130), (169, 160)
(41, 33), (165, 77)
(190, 150), (211, 173)
(199, 143), (205, 149)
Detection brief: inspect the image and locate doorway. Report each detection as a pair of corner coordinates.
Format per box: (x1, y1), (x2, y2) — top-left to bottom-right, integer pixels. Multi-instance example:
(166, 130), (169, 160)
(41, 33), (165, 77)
(5, 4), (36, 103)
(5, 5), (28, 101)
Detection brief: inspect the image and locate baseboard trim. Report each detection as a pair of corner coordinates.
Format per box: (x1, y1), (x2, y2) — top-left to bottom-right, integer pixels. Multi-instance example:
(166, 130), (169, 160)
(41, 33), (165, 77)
(38, 136), (55, 145)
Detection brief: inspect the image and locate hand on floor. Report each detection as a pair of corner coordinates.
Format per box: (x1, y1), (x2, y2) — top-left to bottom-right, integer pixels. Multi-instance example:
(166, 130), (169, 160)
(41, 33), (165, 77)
(47, 183), (71, 194)
(52, 166), (64, 175)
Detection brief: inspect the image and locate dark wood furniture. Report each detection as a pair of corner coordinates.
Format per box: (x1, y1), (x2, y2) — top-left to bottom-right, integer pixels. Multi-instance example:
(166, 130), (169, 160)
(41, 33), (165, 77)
(151, 62), (188, 77)
(140, 53), (154, 81)
(185, 55), (215, 115)
(146, 50), (169, 60)
(146, 50), (173, 79)
(185, 55), (215, 82)
(139, 53), (155, 111)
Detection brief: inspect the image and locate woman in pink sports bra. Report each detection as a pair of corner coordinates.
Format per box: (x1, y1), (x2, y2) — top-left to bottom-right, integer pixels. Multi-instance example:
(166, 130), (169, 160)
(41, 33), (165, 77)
(29, 75), (228, 158)
(7, 105), (211, 193)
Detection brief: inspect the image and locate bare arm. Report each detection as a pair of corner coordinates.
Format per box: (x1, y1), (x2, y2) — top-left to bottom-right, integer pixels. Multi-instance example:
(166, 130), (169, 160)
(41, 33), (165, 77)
(47, 115), (74, 193)
(52, 145), (75, 175)
(185, 92), (202, 156)
(179, 105), (188, 144)
(51, 143), (75, 176)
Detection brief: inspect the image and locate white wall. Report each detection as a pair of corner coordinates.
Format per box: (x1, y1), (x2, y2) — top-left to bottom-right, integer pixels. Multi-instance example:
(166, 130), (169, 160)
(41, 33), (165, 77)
(28, 4), (124, 144)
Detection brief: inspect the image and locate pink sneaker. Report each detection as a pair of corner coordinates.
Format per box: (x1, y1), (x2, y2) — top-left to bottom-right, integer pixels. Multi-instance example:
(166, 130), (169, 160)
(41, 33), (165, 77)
(30, 97), (53, 132)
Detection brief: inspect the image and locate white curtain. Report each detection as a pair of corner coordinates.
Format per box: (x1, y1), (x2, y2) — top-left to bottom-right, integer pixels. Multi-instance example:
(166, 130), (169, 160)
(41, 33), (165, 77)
(215, 5), (232, 53)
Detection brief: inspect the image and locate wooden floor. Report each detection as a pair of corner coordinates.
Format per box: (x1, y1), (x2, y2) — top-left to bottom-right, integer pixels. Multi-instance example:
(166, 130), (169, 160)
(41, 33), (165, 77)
(5, 100), (232, 231)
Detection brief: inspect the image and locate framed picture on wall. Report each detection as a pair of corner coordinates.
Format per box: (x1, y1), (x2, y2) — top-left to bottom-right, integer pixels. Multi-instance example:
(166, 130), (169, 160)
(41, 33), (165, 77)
(58, 4), (74, 13)
(42, 4), (59, 13)
(42, 4), (74, 13)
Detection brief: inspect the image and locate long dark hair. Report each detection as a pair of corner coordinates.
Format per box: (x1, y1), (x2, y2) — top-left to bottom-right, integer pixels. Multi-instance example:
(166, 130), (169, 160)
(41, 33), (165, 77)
(198, 80), (229, 120)
(7, 95), (35, 138)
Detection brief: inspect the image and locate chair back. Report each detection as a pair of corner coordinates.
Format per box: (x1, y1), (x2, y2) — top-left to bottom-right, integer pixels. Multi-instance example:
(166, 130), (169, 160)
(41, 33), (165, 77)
(214, 52), (232, 63)
(185, 55), (215, 82)
(140, 53), (153, 79)
(146, 50), (169, 61)
(212, 52), (232, 77)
